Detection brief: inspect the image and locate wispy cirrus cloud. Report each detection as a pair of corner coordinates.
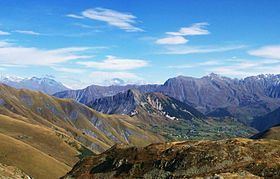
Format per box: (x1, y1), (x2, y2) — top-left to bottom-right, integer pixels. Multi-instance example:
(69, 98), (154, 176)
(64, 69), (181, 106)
(166, 22), (210, 36)
(0, 41), (93, 66)
(52, 67), (85, 73)
(0, 30), (10, 35)
(156, 22), (209, 45)
(66, 14), (85, 19)
(78, 55), (148, 70)
(155, 36), (188, 45)
(14, 30), (41, 35)
(67, 8), (143, 32)
(90, 71), (143, 86)
(168, 60), (220, 69)
(209, 45), (280, 77)
(162, 45), (246, 55)
(248, 45), (280, 60)
(209, 58), (280, 77)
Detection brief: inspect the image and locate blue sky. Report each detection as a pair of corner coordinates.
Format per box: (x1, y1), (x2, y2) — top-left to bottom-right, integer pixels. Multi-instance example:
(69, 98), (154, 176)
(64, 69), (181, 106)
(0, 0), (280, 88)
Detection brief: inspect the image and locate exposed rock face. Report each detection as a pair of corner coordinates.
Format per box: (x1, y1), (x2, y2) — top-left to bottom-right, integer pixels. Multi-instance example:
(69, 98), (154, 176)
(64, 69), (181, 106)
(63, 138), (280, 178)
(87, 89), (205, 121)
(54, 74), (280, 123)
(251, 107), (280, 132)
(0, 76), (69, 94)
(87, 89), (140, 115)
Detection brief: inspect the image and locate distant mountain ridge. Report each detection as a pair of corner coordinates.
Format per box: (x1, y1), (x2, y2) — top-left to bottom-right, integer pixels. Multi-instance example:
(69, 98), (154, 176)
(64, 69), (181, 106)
(54, 84), (159, 104)
(54, 73), (280, 123)
(0, 76), (69, 94)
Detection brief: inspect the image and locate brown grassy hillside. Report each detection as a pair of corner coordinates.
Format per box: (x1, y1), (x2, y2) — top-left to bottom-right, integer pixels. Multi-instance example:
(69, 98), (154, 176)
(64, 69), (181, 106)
(0, 84), (163, 178)
(0, 133), (70, 178)
(0, 84), (163, 152)
(0, 163), (31, 179)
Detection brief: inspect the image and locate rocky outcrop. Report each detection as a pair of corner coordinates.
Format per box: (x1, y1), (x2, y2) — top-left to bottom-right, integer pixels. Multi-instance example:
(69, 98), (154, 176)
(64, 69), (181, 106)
(63, 138), (280, 178)
(87, 89), (205, 120)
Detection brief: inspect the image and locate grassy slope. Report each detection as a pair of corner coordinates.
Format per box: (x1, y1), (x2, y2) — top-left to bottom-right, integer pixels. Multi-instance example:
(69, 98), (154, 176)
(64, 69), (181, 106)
(0, 133), (70, 179)
(0, 162), (30, 178)
(0, 84), (163, 152)
(0, 84), (163, 178)
(0, 114), (80, 166)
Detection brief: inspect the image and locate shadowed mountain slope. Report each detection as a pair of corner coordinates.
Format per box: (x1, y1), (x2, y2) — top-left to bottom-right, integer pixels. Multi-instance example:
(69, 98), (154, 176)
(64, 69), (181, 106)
(251, 107), (280, 132)
(251, 124), (280, 140)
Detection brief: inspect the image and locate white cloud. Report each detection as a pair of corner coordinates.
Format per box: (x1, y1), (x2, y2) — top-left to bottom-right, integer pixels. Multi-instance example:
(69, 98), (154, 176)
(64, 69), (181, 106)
(155, 22), (209, 46)
(169, 61), (220, 69)
(209, 58), (280, 77)
(78, 55), (148, 70)
(0, 41), (92, 66)
(0, 30), (10, 35)
(156, 36), (188, 45)
(69, 8), (143, 32)
(52, 67), (85, 73)
(90, 71), (143, 86)
(14, 30), (40, 35)
(66, 14), (85, 19)
(249, 45), (280, 60)
(162, 45), (246, 55)
(166, 22), (210, 36)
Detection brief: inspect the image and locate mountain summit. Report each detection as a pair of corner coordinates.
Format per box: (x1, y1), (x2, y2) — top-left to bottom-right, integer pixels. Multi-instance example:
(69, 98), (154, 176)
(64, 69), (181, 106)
(0, 76), (69, 94)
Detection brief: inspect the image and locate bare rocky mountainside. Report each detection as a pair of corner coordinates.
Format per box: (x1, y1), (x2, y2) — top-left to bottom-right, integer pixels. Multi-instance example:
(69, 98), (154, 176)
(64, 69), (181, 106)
(63, 138), (280, 178)
(54, 73), (280, 125)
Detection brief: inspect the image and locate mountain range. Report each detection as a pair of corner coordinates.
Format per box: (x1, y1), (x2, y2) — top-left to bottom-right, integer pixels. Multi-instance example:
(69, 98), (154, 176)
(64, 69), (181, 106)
(55, 73), (280, 125)
(0, 73), (280, 178)
(0, 76), (69, 94)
